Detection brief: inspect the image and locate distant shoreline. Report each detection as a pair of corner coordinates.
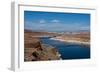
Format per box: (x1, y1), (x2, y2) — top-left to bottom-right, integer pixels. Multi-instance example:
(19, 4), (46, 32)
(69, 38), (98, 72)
(50, 37), (90, 45)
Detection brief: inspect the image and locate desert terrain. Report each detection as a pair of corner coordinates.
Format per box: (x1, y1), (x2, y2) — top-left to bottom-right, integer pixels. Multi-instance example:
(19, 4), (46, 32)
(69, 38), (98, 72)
(24, 29), (90, 61)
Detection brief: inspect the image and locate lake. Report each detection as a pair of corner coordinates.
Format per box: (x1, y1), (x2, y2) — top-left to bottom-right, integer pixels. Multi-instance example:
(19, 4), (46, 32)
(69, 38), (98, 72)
(40, 37), (90, 60)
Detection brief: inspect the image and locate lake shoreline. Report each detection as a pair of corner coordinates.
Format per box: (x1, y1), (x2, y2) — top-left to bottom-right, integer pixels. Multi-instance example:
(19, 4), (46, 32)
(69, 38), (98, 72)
(50, 37), (90, 46)
(40, 37), (90, 59)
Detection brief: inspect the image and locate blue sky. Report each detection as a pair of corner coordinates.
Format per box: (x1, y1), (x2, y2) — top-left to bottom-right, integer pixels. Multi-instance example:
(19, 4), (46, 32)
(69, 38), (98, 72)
(24, 11), (90, 32)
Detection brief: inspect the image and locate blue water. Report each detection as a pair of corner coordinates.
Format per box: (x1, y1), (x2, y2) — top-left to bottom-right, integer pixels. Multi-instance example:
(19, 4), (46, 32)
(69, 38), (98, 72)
(40, 37), (90, 60)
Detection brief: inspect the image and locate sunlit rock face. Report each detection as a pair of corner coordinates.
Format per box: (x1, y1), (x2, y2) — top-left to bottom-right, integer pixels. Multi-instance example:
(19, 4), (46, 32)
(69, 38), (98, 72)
(24, 30), (61, 61)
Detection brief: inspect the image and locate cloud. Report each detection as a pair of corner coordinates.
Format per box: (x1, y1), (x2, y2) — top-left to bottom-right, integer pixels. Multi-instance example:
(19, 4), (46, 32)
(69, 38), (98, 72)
(25, 20), (90, 32)
(80, 26), (90, 30)
(39, 19), (46, 24)
(51, 19), (60, 23)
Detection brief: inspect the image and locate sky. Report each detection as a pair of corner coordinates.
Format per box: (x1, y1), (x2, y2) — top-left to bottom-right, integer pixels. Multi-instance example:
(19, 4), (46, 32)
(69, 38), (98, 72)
(24, 11), (90, 32)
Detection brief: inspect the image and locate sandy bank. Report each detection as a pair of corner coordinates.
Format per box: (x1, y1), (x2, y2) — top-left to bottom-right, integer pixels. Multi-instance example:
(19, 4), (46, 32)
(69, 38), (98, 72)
(50, 38), (90, 45)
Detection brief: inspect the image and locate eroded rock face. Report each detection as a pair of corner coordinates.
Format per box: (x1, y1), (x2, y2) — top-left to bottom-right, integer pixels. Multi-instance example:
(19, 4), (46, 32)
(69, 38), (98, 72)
(24, 43), (61, 61)
(24, 30), (61, 61)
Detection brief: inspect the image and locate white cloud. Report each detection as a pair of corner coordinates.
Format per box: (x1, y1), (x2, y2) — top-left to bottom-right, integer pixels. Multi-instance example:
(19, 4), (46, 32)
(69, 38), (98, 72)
(51, 19), (60, 23)
(39, 19), (46, 24)
(25, 20), (90, 32)
(80, 26), (90, 30)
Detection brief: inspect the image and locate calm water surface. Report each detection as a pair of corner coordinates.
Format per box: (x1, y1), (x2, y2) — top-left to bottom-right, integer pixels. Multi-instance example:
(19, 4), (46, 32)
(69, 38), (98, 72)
(40, 37), (90, 59)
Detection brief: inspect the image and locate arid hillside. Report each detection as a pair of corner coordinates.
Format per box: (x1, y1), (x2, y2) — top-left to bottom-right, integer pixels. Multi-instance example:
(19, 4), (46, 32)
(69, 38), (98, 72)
(24, 30), (61, 61)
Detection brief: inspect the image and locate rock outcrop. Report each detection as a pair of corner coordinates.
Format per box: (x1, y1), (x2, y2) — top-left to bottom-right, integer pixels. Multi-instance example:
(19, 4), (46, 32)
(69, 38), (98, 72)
(24, 30), (61, 61)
